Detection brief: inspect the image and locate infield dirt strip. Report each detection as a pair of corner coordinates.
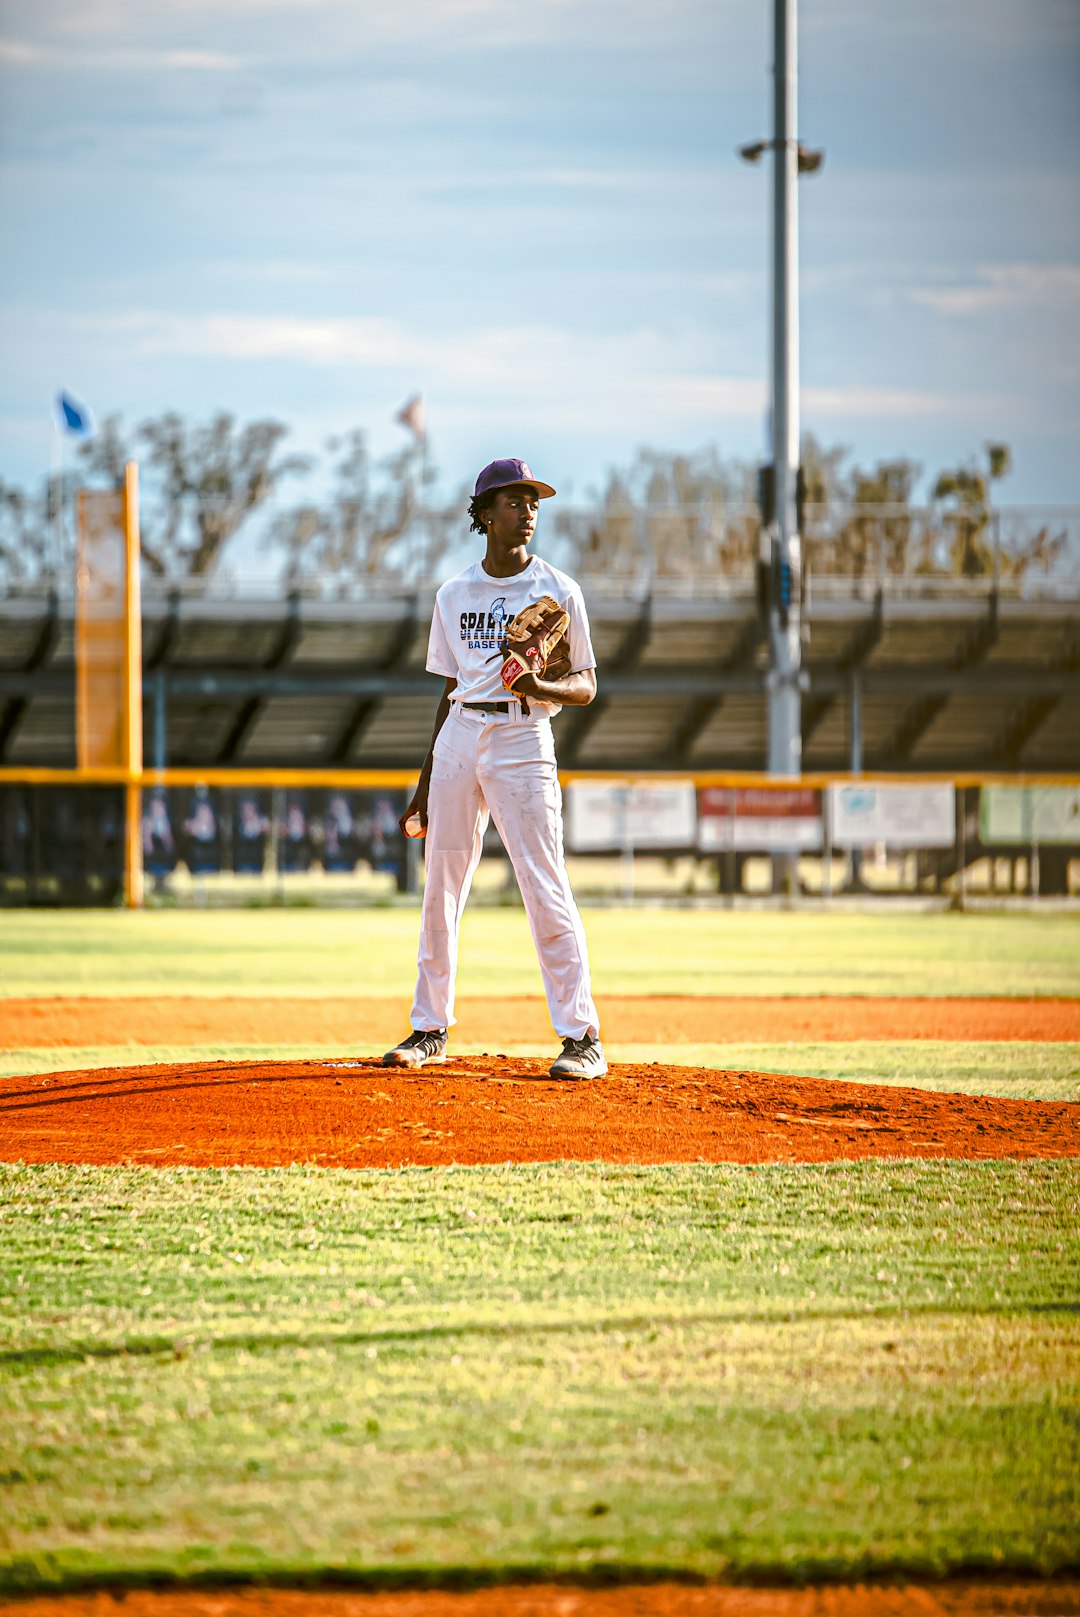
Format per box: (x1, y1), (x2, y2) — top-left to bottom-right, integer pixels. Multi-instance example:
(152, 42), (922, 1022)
(3, 993), (1078, 1047)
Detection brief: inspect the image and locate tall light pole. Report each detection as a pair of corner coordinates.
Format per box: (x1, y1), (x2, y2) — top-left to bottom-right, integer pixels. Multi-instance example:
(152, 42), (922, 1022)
(741, 0), (822, 782)
(768, 0), (801, 777)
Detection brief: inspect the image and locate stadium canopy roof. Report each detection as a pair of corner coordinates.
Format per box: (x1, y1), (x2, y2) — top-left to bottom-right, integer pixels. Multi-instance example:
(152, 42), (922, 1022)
(0, 583), (1077, 774)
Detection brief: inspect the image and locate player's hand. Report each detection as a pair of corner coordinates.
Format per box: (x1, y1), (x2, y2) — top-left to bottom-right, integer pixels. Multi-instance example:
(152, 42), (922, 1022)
(399, 787), (428, 838)
(514, 655), (575, 699)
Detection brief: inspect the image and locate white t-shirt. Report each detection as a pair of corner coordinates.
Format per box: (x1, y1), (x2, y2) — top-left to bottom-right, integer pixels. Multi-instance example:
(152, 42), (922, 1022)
(426, 555), (596, 715)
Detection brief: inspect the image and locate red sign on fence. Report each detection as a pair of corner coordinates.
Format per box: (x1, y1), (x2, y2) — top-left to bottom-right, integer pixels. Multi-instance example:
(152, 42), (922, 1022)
(698, 787), (822, 851)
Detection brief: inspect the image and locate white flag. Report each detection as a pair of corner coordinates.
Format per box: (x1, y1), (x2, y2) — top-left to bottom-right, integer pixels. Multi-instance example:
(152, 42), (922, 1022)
(395, 394), (427, 439)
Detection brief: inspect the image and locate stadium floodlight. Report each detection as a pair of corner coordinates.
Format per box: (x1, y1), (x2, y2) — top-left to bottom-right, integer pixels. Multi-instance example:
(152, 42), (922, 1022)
(737, 139), (824, 173)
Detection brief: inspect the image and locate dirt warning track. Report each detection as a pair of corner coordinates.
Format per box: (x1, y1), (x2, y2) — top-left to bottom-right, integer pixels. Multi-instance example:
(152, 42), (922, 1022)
(3, 994), (1078, 1050)
(5, 1582), (1080, 1616)
(1, 1056), (1076, 1168)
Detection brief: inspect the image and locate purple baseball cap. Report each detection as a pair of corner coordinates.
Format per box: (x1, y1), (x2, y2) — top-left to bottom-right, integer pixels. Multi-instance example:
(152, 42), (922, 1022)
(473, 458), (556, 500)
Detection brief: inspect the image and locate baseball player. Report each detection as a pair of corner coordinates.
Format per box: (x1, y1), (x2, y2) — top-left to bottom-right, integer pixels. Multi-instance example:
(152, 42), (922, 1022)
(383, 458), (606, 1080)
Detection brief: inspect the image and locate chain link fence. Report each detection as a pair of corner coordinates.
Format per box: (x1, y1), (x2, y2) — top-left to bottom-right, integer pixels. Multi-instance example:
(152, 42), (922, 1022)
(2, 778), (1076, 908)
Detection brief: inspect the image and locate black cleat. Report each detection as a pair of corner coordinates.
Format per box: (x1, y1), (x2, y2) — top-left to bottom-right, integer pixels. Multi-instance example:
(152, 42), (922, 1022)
(382, 1029), (448, 1069)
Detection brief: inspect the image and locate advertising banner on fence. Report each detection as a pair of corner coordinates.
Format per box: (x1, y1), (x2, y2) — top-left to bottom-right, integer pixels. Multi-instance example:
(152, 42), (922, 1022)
(828, 783), (955, 849)
(75, 488), (128, 770)
(698, 787), (822, 851)
(980, 786), (1080, 845)
(565, 780), (697, 853)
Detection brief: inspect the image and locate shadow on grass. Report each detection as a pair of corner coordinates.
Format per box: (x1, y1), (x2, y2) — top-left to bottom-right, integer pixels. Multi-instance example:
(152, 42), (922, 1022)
(4, 1299), (1078, 1370)
(3, 1559), (1080, 1602)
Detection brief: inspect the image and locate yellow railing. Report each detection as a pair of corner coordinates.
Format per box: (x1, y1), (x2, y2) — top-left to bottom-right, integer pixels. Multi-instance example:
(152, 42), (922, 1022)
(2, 767), (1078, 790)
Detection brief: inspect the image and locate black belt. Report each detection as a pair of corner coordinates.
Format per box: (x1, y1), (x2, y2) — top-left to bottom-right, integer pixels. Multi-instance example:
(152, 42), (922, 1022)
(460, 701), (514, 714)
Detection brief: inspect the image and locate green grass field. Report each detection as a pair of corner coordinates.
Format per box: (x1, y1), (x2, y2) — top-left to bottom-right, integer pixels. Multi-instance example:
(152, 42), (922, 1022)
(2, 908), (1078, 999)
(2, 1159), (1077, 1593)
(1, 908), (1077, 1595)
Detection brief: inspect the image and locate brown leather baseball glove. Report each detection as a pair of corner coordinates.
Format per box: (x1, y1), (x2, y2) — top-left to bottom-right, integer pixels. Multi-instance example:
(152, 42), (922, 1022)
(498, 595), (572, 691)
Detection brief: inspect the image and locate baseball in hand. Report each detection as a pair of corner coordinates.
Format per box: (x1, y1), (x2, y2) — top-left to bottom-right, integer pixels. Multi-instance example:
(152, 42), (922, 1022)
(404, 813), (425, 839)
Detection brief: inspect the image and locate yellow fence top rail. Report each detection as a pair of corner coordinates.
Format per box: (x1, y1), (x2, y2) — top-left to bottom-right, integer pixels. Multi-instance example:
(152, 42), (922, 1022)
(1, 766), (1078, 790)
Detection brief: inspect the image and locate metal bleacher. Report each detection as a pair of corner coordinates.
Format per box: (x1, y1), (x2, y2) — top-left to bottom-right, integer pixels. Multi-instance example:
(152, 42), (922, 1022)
(1, 516), (1078, 775)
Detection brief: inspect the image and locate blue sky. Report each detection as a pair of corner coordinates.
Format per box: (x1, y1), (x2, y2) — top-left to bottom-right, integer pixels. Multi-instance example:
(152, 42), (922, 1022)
(1, 0), (1078, 509)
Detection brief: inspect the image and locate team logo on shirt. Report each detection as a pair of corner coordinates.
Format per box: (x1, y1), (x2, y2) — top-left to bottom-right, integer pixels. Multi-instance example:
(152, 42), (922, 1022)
(460, 596), (510, 651)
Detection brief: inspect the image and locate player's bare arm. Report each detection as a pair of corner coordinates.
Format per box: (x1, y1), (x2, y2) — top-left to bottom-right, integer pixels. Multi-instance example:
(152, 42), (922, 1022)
(513, 666), (596, 707)
(399, 676), (457, 836)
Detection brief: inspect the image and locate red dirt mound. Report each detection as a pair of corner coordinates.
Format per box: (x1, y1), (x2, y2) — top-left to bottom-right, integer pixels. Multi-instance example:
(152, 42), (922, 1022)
(1, 1057), (1076, 1168)
(3, 1580), (1080, 1616)
(3, 994), (1077, 1050)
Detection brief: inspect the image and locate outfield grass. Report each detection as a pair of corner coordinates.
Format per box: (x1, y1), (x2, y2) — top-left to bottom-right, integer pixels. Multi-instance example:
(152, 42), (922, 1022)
(1, 909), (1078, 999)
(2, 1041), (1077, 1101)
(1, 1159), (1077, 1594)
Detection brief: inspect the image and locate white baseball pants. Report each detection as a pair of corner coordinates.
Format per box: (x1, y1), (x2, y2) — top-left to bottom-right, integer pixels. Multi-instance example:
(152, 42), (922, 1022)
(411, 704), (599, 1041)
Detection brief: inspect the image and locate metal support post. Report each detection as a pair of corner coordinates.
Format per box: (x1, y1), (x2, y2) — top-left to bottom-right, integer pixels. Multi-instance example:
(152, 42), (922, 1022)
(766, 0), (803, 893)
(767, 0), (802, 783)
(270, 786), (283, 902)
(849, 668), (864, 890)
(153, 671), (167, 773)
(122, 461), (143, 910)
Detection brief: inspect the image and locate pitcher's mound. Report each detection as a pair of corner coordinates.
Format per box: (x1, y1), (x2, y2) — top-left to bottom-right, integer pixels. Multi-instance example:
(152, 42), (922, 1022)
(1, 1058), (1075, 1168)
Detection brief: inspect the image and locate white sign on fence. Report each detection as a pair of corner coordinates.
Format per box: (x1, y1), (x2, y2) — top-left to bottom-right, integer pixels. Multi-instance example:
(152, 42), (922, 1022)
(828, 783), (955, 849)
(565, 780), (697, 853)
(980, 786), (1080, 846)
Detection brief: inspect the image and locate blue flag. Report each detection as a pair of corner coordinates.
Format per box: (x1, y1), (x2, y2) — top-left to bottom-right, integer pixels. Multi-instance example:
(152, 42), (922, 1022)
(54, 390), (94, 437)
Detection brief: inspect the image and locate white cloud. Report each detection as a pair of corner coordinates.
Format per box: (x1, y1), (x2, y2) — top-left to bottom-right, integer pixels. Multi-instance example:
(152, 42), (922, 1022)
(75, 309), (762, 431)
(0, 37), (245, 70)
(806, 0), (1080, 49)
(649, 375), (764, 415)
(528, 169), (657, 193)
(27, 0), (741, 59)
(909, 264), (1080, 317)
(209, 259), (338, 285)
(0, 39), (46, 63)
(805, 385), (970, 418)
(83, 308), (993, 427)
(97, 311), (438, 367)
(95, 306), (736, 377)
(157, 48), (239, 70)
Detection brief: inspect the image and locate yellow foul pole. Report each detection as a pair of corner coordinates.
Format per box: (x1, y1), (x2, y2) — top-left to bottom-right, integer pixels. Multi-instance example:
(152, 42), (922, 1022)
(122, 461), (144, 909)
